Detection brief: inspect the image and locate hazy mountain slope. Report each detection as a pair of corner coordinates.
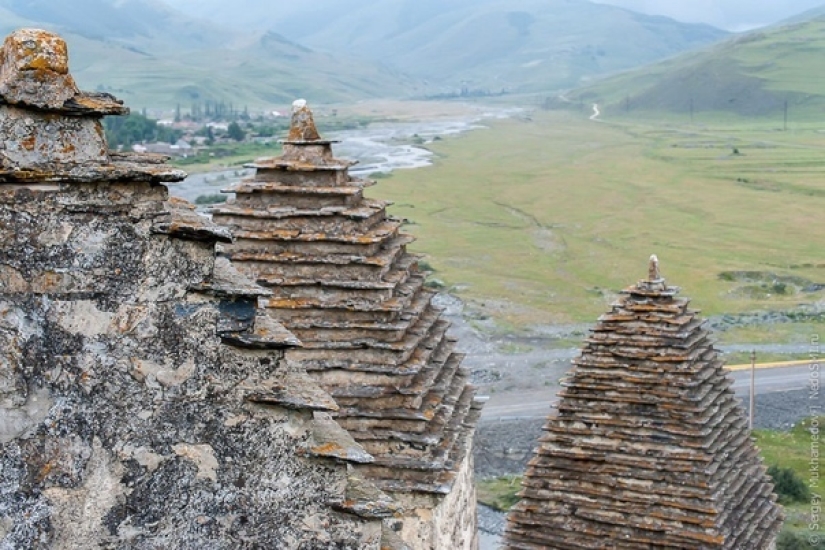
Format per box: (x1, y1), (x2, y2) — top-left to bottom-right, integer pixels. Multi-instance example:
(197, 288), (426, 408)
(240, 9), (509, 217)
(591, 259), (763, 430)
(568, 15), (825, 117)
(0, 0), (417, 108)
(165, 0), (729, 93)
(0, 0), (234, 50)
(71, 31), (416, 108)
(781, 4), (825, 25)
(161, 0), (364, 38)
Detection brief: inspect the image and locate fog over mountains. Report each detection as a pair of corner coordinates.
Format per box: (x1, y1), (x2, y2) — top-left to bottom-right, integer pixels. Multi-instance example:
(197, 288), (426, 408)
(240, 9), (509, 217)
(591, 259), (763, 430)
(4, 0), (817, 108)
(164, 0), (729, 94)
(591, 0), (825, 31)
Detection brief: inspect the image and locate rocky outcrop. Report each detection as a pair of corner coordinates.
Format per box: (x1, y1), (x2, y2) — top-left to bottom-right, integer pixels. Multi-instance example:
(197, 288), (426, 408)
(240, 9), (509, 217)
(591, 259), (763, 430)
(504, 256), (784, 549)
(0, 28), (388, 549)
(212, 101), (482, 549)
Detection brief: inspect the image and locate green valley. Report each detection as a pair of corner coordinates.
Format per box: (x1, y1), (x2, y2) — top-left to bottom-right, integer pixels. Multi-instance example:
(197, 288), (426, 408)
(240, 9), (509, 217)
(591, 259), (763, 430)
(375, 109), (825, 332)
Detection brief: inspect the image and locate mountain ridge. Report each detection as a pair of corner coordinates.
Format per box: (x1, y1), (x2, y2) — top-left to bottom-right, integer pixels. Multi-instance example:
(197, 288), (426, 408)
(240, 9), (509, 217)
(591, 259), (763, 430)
(564, 13), (825, 118)
(0, 0), (418, 108)
(164, 0), (730, 95)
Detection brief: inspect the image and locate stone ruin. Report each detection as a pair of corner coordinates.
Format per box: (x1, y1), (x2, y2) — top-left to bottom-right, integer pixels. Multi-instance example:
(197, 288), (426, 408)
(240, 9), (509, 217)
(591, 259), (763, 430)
(0, 28), (432, 549)
(504, 256), (784, 549)
(210, 100), (483, 548)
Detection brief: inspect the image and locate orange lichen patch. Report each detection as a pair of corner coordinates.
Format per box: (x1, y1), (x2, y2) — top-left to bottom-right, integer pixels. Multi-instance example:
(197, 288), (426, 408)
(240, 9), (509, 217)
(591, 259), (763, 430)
(36, 459), (58, 483)
(35, 271), (67, 292)
(21, 134), (35, 151)
(265, 298), (320, 309)
(310, 442), (345, 456)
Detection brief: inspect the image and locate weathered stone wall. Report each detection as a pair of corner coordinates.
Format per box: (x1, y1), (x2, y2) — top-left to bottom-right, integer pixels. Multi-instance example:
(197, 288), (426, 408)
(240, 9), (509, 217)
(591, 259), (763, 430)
(0, 28), (384, 549)
(432, 442), (479, 550)
(0, 182), (379, 549)
(390, 438), (478, 550)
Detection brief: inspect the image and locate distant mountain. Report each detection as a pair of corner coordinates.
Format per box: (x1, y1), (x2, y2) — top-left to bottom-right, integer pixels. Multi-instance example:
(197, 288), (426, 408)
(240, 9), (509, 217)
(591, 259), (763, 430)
(0, 0), (233, 51)
(564, 14), (825, 117)
(780, 4), (825, 25)
(0, 0), (418, 108)
(165, 0), (729, 94)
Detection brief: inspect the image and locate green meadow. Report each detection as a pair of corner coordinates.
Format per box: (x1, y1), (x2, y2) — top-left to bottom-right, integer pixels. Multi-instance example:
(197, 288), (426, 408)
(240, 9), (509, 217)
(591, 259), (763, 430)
(375, 110), (825, 330)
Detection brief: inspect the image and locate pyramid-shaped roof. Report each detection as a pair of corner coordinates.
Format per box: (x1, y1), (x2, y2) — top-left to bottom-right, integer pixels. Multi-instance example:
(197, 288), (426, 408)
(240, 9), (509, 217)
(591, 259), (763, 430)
(504, 256), (783, 549)
(211, 101), (482, 542)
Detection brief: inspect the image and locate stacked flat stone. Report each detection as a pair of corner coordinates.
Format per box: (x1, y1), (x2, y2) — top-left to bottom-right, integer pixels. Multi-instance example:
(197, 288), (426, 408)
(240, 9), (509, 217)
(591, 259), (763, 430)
(0, 29), (389, 549)
(212, 102), (482, 547)
(504, 256), (783, 549)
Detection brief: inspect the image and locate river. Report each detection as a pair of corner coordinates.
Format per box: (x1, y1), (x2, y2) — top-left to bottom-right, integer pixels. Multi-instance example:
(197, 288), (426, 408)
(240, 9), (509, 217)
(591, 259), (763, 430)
(168, 109), (520, 203)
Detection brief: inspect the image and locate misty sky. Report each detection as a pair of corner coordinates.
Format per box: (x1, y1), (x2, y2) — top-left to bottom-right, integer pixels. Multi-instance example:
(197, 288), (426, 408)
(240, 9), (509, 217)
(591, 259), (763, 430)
(593, 0), (825, 31)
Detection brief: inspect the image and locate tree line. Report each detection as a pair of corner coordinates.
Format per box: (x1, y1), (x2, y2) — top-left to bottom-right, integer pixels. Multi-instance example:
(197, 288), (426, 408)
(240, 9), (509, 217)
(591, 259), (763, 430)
(104, 113), (183, 148)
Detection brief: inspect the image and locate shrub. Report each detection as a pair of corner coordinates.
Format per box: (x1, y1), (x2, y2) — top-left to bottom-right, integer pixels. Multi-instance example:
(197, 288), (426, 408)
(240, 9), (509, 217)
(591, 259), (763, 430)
(768, 465), (811, 505)
(194, 193), (227, 205)
(777, 529), (825, 550)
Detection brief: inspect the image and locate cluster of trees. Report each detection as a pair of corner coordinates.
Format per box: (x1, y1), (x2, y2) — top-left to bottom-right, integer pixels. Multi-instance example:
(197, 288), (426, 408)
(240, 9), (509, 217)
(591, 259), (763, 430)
(104, 113), (255, 149)
(181, 101), (249, 122)
(104, 113), (183, 148)
(192, 121), (248, 144)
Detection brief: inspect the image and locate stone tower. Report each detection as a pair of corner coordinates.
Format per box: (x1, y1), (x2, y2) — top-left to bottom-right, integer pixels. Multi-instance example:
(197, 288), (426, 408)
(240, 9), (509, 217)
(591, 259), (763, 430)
(504, 256), (784, 549)
(0, 29), (395, 549)
(212, 101), (483, 548)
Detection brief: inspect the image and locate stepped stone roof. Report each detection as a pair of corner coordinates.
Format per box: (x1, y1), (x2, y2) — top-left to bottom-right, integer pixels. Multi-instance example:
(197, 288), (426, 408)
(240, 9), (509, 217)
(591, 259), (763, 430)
(504, 256), (784, 549)
(212, 101), (484, 498)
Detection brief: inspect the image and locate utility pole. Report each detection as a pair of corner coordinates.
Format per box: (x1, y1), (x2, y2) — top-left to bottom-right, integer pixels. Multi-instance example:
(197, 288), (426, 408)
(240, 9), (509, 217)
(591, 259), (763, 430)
(749, 349), (756, 429)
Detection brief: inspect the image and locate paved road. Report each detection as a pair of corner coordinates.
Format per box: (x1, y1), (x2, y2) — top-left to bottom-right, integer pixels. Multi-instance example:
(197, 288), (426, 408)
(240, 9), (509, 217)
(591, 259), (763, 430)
(480, 363), (818, 421)
(730, 364), (814, 394)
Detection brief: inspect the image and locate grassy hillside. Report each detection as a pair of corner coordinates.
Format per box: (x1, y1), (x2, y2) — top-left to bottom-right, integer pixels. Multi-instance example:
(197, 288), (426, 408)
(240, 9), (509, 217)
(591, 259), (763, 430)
(165, 0), (728, 95)
(0, 0), (234, 51)
(0, 0), (418, 109)
(66, 31), (417, 109)
(569, 16), (825, 118)
(370, 110), (825, 329)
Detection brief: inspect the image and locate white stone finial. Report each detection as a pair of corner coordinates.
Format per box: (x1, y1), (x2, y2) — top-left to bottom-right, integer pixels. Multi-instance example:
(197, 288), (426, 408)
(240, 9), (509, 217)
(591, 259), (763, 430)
(648, 254), (660, 281)
(287, 98), (320, 141)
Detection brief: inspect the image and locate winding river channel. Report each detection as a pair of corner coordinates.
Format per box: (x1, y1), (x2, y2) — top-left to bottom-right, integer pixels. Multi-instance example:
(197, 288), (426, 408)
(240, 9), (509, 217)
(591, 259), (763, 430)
(168, 110), (518, 203)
